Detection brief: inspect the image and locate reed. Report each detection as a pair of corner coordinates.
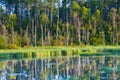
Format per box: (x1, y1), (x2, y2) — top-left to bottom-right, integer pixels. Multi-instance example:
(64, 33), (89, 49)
(0, 46), (119, 61)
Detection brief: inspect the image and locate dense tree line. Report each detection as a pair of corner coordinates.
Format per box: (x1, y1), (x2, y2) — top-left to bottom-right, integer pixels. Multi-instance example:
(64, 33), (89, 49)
(0, 0), (120, 48)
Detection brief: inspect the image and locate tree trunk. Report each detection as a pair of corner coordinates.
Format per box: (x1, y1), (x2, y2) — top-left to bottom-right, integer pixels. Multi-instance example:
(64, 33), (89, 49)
(45, 24), (46, 46)
(102, 30), (105, 45)
(34, 22), (37, 46)
(77, 18), (81, 44)
(48, 30), (50, 45)
(44, 7), (47, 46)
(56, 21), (59, 40)
(66, 22), (69, 46)
(112, 8), (117, 45)
(82, 26), (86, 44)
(12, 22), (14, 44)
(32, 18), (34, 45)
(87, 0), (91, 45)
(116, 33), (118, 45)
(56, 3), (60, 40)
(41, 25), (44, 46)
(50, 1), (53, 45)
(18, 0), (22, 46)
(34, 0), (37, 46)
(26, 26), (29, 46)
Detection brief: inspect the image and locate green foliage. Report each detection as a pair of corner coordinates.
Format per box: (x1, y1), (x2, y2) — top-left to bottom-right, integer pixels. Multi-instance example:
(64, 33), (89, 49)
(0, 6), (3, 13)
(40, 13), (49, 25)
(52, 40), (64, 46)
(7, 44), (19, 49)
(0, 35), (5, 49)
(90, 37), (102, 45)
(71, 1), (80, 11)
(0, 0), (119, 47)
(118, 8), (120, 16)
(95, 9), (100, 18)
(70, 42), (76, 47)
(21, 34), (29, 47)
(71, 1), (80, 18)
(8, 14), (17, 29)
(9, 14), (17, 23)
(82, 6), (89, 21)
(94, 9), (101, 22)
(14, 33), (21, 47)
(119, 32), (120, 44)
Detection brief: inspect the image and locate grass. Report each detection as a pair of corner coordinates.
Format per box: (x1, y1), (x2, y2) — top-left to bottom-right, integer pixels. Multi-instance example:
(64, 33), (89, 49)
(0, 46), (120, 54)
(0, 46), (119, 61)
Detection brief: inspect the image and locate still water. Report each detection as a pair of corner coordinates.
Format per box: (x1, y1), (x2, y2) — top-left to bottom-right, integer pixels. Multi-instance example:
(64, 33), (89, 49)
(0, 55), (120, 80)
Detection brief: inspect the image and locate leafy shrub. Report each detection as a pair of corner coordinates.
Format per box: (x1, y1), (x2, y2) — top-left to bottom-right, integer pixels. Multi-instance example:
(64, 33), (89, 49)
(53, 40), (64, 46)
(70, 42), (76, 47)
(7, 44), (19, 49)
(7, 33), (21, 47)
(90, 37), (102, 45)
(14, 33), (21, 47)
(119, 32), (120, 45)
(0, 35), (5, 49)
(79, 43), (86, 47)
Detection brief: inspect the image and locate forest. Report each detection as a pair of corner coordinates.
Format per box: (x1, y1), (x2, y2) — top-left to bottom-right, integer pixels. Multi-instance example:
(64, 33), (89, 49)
(0, 0), (120, 49)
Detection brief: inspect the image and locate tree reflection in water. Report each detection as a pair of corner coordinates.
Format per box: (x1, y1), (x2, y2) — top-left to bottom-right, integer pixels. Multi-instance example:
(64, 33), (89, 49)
(0, 56), (120, 80)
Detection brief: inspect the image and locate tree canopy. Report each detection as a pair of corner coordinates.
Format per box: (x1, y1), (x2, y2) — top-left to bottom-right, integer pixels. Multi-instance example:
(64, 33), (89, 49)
(0, 0), (119, 48)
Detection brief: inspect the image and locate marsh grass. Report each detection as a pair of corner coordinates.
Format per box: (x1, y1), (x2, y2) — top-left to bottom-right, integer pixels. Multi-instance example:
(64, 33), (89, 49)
(0, 46), (119, 61)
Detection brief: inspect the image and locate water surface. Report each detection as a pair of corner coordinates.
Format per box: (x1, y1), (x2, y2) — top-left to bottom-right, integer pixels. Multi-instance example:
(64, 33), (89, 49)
(0, 54), (120, 80)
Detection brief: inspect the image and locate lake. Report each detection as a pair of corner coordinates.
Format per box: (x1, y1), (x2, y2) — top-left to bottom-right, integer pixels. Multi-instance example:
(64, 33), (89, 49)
(0, 53), (120, 80)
